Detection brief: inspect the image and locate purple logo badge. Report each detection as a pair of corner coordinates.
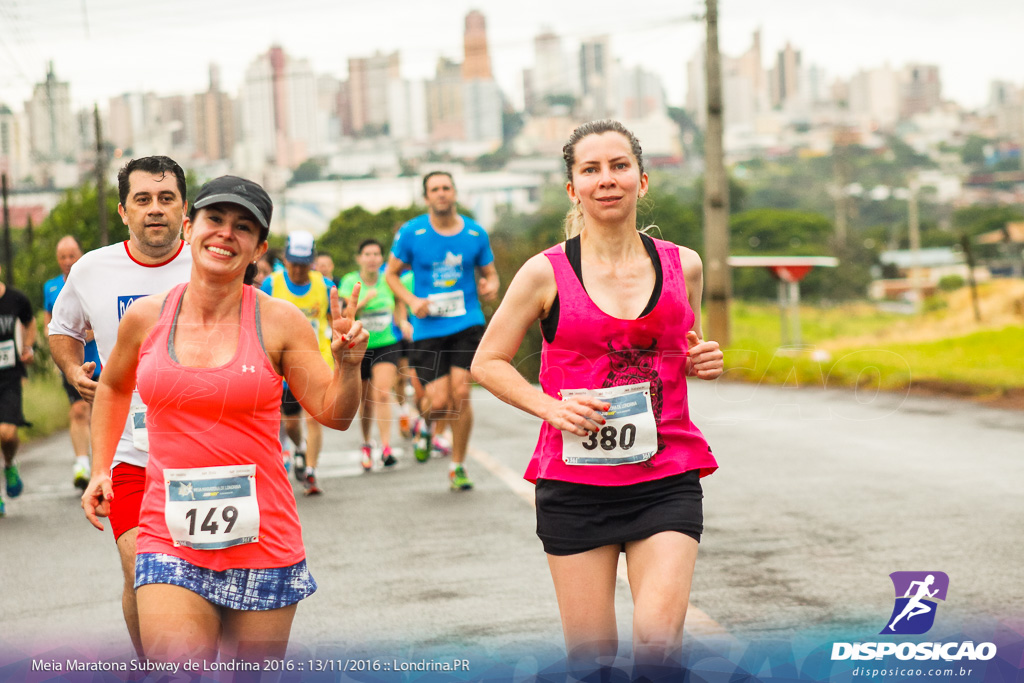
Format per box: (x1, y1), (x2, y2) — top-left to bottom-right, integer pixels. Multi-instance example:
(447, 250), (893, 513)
(880, 571), (949, 635)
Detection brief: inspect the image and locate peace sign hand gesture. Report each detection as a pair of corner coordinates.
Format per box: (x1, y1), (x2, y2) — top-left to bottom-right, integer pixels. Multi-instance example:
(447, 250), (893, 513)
(330, 283), (369, 367)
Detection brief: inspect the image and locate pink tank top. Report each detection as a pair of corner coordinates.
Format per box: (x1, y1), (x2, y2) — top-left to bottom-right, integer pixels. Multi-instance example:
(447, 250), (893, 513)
(525, 238), (718, 486)
(136, 283), (304, 570)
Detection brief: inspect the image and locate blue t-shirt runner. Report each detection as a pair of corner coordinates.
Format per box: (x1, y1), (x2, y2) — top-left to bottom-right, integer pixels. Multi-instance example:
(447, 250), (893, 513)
(390, 213), (495, 342)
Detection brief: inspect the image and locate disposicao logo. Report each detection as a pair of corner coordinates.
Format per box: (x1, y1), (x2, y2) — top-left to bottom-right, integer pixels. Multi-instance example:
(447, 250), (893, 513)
(881, 571), (948, 635)
(831, 571), (997, 663)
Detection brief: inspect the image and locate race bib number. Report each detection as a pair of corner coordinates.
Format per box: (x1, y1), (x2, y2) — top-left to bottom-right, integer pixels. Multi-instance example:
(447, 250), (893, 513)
(164, 464), (260, 550)
(427, 291), (466, 318)
(561, 382), (658, 466)
(360, 310), (394, 333)
(130, 406), (149, 452)
(0, 340), (15, 369)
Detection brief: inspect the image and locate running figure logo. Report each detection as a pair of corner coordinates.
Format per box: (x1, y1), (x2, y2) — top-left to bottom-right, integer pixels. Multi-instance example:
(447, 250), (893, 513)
(881, 571), (949, 635)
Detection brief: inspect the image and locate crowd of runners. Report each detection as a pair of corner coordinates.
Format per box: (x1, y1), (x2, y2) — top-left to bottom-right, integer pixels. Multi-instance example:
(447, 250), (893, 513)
(0, 119), (724, 676)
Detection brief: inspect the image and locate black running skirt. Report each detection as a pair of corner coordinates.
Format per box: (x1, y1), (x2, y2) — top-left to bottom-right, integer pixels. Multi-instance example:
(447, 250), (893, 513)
(535, 471), (704, 556)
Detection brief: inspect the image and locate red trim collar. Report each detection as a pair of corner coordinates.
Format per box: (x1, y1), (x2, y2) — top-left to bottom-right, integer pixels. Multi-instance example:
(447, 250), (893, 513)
(123, 240), (186, 268)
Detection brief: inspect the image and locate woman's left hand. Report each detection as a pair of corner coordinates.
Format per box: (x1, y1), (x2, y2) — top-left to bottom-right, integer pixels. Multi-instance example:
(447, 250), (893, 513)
(686, 331), (724, 380)
(330, 284), (369, 367)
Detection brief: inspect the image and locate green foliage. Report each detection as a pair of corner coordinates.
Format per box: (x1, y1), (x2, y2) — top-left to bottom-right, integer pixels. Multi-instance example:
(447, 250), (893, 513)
(691, 174), (748, 213)
(290, 159), (323, 185)
(952, 204), (1024, 237)
(317, 205), (424, 274)
(9, 183), (125, 310)
(960, 135), (988, 165)
(730, 208), (832, 255)
(938, 274), (965, 291)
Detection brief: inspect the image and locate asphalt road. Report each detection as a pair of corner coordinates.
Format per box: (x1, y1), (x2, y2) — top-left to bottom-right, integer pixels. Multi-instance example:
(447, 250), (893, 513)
(0, 380), (1021, 676)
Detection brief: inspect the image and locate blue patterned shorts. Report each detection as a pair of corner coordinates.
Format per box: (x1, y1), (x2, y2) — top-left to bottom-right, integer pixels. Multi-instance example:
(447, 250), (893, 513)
(135, 553), (317, 611)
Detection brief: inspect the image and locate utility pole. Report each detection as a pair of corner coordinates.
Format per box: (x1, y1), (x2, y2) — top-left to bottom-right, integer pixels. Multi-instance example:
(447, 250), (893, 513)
(703, 0), (731, 346)
(94, 103), (108, 246)
(907, 177), (922, 310)
(1, 174), (11, 286)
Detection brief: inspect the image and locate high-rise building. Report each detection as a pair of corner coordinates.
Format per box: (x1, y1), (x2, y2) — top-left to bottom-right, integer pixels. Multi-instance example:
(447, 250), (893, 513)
(0, 105), (27, 178)
(460, 10), (502, 148)
(348, 51), (400, 135)
(388, 79), (429, 142)
(988, 81), (1023, 144)
(194, 64), (236, 161)
(769, 42), (802, 109)
(900, 64), (941, 118)
(428, 57), (465, 142)
(316, 75), (344, 146)
(848, 64), (900, 129)
(618, 65), (665, 120)
(463, 79), (502, 148)
(531, 30), (575, 113)
(107, 93), (143, 152)
(239, 45), (321, 169)
(25, 63), (76, 162)
(462, 10), (492, 80)
(579, 36), (616, 119)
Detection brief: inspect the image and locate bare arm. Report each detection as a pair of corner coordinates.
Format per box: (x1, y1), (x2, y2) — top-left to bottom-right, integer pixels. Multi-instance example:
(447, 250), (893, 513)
(476, 262), (500, 302)
(679, 246), (724, 380)
(50, 335), (98, 402)
(262, 287), (368, 431)
(20, 316), (37, 364)
(82, 297), (159, 530)
(385, 255), (429, 318)
(471, 254), (607, 437)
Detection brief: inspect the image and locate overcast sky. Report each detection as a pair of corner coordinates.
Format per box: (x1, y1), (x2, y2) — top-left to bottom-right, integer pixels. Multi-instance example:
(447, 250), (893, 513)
(1, 0), (1020, 113)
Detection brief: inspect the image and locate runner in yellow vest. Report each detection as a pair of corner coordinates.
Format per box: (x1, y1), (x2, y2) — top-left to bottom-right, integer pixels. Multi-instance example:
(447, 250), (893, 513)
(262, 231), (333, 495)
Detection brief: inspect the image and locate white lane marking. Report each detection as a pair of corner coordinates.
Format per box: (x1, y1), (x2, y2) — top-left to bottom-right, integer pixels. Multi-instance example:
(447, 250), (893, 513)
(469, 447), (732, 638)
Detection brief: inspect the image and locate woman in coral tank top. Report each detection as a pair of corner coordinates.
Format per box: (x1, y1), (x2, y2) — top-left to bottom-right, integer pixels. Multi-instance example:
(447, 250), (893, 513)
(473, 120), (724, 677)
(85, 176), (368, 665)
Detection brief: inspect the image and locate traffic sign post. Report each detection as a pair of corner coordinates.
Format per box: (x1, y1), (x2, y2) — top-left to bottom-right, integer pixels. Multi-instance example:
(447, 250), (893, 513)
(727, 256), (839, 346)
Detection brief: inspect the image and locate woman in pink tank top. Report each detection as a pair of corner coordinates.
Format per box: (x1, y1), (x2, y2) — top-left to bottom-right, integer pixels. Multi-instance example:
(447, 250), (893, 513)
(85, 176), (369, 666)
(473, 120), (724, 677)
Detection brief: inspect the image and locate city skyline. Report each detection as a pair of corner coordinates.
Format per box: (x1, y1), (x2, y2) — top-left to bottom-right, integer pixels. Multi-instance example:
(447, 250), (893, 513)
(1, 0), (1021, 113)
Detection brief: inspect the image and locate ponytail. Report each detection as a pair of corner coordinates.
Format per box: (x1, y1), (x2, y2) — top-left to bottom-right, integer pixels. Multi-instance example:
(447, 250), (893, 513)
(563, 201), (584, 239)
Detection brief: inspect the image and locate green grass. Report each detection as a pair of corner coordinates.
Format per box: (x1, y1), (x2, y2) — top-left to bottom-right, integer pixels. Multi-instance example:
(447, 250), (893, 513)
(722, 302), (1024, 394)
(21, 371), (71, 440)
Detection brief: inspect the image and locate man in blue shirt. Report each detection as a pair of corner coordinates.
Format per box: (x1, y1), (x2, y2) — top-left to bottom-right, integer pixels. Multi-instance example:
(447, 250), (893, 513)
(386, 171), (499, 491)
(43, 235), (100, 491)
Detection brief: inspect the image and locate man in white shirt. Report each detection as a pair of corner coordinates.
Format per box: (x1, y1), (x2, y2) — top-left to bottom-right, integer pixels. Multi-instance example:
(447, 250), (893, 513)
(49, 156), (192, 657)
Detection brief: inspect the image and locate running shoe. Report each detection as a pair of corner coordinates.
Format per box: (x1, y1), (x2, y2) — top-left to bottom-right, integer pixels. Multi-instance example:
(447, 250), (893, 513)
(381, 446), (397, 468)
(413, 422), (431, 463)
(4, 464), (22, 498)
(282, 450), (292, 474)
(0, 497), (5, 517)
(449, 465), (473, 491)
(431, 433), (452, 458)
(73, 463), (89, 492)
(303, 471), (322, 496)
(360, 443), (373, 472)
(293, 452), (307, 482)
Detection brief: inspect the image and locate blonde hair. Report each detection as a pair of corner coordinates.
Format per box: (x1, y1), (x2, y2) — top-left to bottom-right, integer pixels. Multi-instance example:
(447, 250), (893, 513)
(561, 119), (646, 240)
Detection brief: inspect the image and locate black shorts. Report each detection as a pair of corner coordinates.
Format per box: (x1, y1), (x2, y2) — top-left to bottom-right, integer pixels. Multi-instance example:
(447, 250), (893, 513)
(0, 379), (27, 427)
(535, 471), (704, 556)
(281, 386), (302, 417)
(360, 342), (403, 381)
(61, 373), (86, 404)
(409, 325), (483, 386)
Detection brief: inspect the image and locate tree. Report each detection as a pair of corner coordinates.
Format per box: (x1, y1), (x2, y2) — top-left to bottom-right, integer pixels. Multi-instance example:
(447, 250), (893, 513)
(13, 183), (124, 309)
(290, 159), (323, 185)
